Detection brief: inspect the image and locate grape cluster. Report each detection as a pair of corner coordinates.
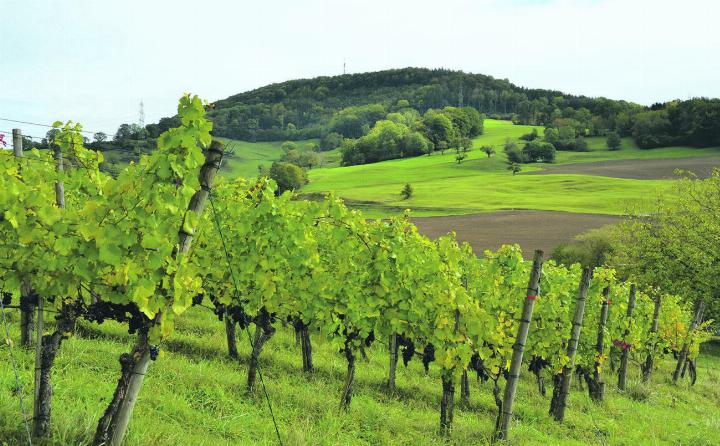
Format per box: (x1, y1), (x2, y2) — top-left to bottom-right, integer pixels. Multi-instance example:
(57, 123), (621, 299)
(528, 356), (550, 375)
(470, 353), (490, 382)
(396, 335), (416, 367)
(149, 345), (160, 361)
(422, 344), (435, 372)
(82, 301), (147, 335)
(1, 292), (11, 306)
(206, 295), (252, 329)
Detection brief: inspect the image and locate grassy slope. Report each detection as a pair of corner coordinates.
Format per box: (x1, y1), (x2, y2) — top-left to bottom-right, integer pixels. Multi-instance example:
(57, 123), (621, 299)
(1, 307), (718, 445)
(302, 120), (720, 217)
(214, 138), (337, 179)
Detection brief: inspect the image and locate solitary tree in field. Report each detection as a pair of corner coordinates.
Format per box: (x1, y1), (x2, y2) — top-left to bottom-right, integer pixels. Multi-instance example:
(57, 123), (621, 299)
(606, 131), (622, 151)
(401, 183), (413, 199)
(437, 140), (448, 155)
(456, 153), (466, 164)
(481, 145), (495, 157)
(507, 162), (521, 176)
(93, 132), (107, 143)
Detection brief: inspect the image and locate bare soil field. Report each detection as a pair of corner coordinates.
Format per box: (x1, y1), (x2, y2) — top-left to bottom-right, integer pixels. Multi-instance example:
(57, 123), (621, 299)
(413, 210), (620, 257)
(524, 156), (720, 179)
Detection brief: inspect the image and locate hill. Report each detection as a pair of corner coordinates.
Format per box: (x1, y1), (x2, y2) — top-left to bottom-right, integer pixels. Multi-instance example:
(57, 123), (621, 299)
(205, 67), (640, 141)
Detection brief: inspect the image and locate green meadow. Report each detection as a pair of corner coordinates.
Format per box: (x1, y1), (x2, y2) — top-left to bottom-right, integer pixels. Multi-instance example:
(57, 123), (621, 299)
(213, 120), (720, 218)
(301, 120), (720, 217)
(2, 306), (719, 446)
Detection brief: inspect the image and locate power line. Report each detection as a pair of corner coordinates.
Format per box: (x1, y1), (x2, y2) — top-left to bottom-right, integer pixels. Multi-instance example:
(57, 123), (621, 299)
(0, 130), (150, 160)
(208, 193), (284, 446)
(0, 117), (119, 139)
(0, 292), (34, 446)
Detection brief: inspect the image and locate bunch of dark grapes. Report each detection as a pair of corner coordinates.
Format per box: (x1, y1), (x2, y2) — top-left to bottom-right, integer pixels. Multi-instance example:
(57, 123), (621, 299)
(82, 301), (146, 334)
(1, 292), (11, 306)
(397, 335), (416, 367)
(149, 345), (160, 361)
(206, 295), (251, 329)
(364, 331), (375, 347)
(528, 356), (549, 375)
(422, 344), (435, 372)
(470, 353), (490, 382)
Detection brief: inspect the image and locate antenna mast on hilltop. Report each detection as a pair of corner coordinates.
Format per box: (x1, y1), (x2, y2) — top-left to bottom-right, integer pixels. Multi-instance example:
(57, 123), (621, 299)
(343, 59), (346, 75)
(458, 84), (464, 107)
(138, 101), (145, 128)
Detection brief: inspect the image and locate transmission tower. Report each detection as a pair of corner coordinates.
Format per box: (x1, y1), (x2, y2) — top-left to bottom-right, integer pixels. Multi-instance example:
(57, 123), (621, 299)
(458, 84), (464, 107)
(343, 59), (346, 75)
(138, 101), (145, 128)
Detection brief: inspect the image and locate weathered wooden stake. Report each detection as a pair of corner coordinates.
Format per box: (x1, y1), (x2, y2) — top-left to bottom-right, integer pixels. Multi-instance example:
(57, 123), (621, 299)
(494, 249), (544, 441)
(550, 267), (592, 422)
(32, 144), (64, 437)
(12, 128), (23, 157)
(94, 141), (225, 446)
(12, 129), (36, 348)
(641, 295), (662, 382)
(586, 287), (610, 401)
(617, 284), (636, 391)
(388, 334), (398, 391)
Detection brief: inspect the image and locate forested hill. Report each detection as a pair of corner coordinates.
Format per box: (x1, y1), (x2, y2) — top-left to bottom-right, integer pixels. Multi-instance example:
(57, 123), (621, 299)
(205, 67), (640, 141)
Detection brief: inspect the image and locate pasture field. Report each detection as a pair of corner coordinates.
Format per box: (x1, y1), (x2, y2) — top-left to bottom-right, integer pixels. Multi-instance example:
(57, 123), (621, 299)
(412, 210), (620, 256)
(214, 138), (322, 179)
(1, 306), (718, 446)
(302, 120), (720, 217)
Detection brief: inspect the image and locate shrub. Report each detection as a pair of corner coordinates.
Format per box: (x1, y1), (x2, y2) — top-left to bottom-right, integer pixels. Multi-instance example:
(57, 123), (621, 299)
(606, 131), (622, 151)
(522, 141), (556, 163)
(520, 128), (538, 141)
(401, 183), (413, 200)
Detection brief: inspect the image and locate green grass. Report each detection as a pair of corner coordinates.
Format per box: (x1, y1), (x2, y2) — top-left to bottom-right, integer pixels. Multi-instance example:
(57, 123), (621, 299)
(2, 307), (719, 445)
(302, 120), (720, 217)
(215, 138), (340, 179)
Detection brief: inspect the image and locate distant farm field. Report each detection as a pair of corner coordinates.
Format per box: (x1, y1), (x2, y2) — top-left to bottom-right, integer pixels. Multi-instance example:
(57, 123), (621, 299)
(525, 155), (720, 180)
(302, 120), (720, 217)
(412, 210), (620, 257)
(213, 120), (720, 254)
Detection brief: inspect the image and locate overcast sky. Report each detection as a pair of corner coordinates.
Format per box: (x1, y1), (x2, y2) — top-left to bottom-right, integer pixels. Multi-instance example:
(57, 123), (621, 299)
(2, 0), (719, 139)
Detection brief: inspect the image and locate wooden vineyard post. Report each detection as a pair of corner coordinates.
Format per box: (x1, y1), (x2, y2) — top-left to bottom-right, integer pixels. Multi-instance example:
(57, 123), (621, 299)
(587, 287), (610, 401)
(94, 141), (225, 446)
(12, 128), (23, 157)
(388, 334), (398, 391)
(673, 301), (705, 383)
(617, 284), (636, 391)
(550, 267), (592, 422)
(641, 295), (662, 382)
(493, 249), (544, 441)
(32, 144), (63, 436)
(13, 129), (36, 348)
